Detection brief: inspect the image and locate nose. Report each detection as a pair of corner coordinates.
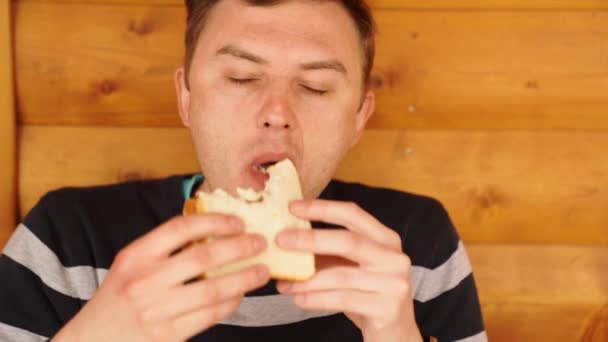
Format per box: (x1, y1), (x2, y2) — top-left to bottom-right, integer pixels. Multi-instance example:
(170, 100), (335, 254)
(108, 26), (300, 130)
(257, 95), (295, 131)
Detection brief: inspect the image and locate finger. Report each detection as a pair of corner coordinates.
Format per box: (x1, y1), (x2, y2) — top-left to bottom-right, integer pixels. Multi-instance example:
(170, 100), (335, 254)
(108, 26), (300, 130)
(120, 214), (245, 268)
(290, 199), (401, 249)
(276, 229), (411, 273)
(137, 264), (270, 323)
(171, 297), (242, 342)
(293, 289), (399, 318)
(126, 233), (267, 296)
(276, 266), (407, 294)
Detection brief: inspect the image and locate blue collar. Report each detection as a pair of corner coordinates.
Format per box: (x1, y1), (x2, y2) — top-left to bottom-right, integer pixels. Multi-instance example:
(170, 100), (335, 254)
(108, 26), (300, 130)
(182, 174), (204, 200)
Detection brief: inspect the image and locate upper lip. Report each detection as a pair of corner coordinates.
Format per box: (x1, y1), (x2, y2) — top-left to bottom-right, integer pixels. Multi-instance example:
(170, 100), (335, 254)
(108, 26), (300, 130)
(250, 151), (295, 169)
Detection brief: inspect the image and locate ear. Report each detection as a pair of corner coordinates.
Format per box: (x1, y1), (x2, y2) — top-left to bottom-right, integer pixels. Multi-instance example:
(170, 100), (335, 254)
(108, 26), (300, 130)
(174, 67), (192, 127)
(351, 89), (375, 148)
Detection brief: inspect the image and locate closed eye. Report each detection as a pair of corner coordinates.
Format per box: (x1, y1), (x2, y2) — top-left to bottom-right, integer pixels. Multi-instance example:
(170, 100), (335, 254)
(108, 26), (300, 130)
(302, 85), (327, 96)
(229, 78), (257, 85)
(229, 78), (327, 95)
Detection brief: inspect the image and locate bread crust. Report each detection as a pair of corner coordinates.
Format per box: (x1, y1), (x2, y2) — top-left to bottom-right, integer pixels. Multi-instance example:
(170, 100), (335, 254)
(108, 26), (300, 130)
(183, 198), (204, 216)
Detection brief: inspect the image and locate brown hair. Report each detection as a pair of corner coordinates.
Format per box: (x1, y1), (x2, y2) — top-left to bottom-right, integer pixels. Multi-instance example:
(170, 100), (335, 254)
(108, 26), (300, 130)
(184, 0), (376, 90)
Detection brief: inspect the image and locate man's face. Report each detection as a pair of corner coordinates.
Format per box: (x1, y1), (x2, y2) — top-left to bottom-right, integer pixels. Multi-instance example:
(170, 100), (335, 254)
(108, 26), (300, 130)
(175, 0), (375, 199)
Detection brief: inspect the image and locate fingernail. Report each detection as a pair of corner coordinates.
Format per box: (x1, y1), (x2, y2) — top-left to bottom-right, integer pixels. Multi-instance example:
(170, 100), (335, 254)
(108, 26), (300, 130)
(277, 282), (292, 292)
(290, 200), (306, 213)
(257, 265), (269, 280)
(230, 217), (244, 230)
(276, 231), (296, 247)
(253, 235), (266, 251)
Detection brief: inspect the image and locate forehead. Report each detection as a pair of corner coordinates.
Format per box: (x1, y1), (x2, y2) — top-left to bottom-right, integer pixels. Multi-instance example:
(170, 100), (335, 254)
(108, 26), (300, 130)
(194, 0), (363, 74)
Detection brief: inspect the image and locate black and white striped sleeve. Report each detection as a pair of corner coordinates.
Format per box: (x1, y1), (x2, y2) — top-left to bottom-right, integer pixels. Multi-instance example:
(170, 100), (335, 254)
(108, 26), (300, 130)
(0, 191), (107, 341)
(409, 200), (487, 342)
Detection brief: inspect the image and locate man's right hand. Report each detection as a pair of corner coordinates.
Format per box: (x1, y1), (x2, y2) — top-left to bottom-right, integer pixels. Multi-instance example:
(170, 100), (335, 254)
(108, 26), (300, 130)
(53, 214), (269, 342)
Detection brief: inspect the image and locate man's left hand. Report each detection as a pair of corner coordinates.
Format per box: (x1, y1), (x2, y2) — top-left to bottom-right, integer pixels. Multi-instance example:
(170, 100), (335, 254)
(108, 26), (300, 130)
(276, 199), (423, 342)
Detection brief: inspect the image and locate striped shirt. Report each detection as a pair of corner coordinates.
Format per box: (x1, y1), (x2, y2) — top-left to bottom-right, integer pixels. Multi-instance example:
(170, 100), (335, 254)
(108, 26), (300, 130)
(0, 175), (486, 341)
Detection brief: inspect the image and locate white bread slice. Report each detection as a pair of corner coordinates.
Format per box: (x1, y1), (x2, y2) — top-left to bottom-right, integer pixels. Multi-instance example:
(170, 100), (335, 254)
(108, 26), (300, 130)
(182, 159), (315, 281)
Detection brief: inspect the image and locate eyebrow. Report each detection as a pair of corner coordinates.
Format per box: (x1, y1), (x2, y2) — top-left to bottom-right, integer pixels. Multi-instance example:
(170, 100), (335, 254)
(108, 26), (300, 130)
(216, 44), (347, 75)
(300, 60), (347, 75)
(216, 45), (269, 64)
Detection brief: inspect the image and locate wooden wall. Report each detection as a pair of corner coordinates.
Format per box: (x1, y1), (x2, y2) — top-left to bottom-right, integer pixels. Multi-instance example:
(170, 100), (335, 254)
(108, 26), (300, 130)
(0, 1), (17, 253)
(4, 0), (608, 340)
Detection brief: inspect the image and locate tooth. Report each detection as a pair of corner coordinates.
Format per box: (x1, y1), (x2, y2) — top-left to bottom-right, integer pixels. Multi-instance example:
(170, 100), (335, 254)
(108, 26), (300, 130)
(256, 165), (269, 174)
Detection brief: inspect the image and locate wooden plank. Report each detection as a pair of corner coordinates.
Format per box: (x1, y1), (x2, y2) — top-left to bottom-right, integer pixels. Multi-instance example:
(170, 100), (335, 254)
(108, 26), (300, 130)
(469, 244), (607, 341)
(483, 303), (605, 342)
(14, 2), (184, 127)
(337, 130), (608, 245)
(18, 126), (608, 245)
(470, 244), (607, 305)
(370, 10), (608, 130)
(18, 0), (608, 10)
(0, 1), (17, 250)
(347, 130), (608, 244)
(476, 241), (608, 341)
(14, 3), (608, 129)
(18, 126), (199, 217)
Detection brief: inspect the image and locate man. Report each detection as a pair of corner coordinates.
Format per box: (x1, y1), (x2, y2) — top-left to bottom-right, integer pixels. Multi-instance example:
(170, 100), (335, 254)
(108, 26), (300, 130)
(0, 0), (486, 341)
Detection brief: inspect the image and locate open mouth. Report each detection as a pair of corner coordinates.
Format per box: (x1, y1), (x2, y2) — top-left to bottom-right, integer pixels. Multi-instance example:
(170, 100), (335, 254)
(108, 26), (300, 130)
(255, 161), (278, 174)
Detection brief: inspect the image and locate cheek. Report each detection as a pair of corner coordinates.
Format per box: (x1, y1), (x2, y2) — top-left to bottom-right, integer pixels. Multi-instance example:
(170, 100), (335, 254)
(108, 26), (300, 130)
(188, 86), (238, 133)
(303, 105), (357, 149)
(186, 100), (239, 167)
(303, 113), (356, 169)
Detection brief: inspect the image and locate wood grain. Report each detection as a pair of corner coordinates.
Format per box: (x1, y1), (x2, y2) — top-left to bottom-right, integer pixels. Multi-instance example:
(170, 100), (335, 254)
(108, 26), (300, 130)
(0, 1), (17, 250)
(470, 244), (607, 305)
(18, 126), (198, 217)
(18, 0), (608, 10)
(14, 3), (608, 129)
(483, 303), (605, 342)
(18, 126), (608, 245)
(14, 2), (184, 126)
(469, 244), (608, 341)
(467, 244), (608, 342)
(581, 304), (608, 342)
(337, 130), (608, 245)
(471, 244), (607, 342)
(370, 10), (608, 129)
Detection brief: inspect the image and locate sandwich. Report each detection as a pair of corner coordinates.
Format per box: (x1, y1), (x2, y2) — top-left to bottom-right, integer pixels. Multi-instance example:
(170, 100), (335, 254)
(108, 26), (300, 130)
(183, 159), (315, 281)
